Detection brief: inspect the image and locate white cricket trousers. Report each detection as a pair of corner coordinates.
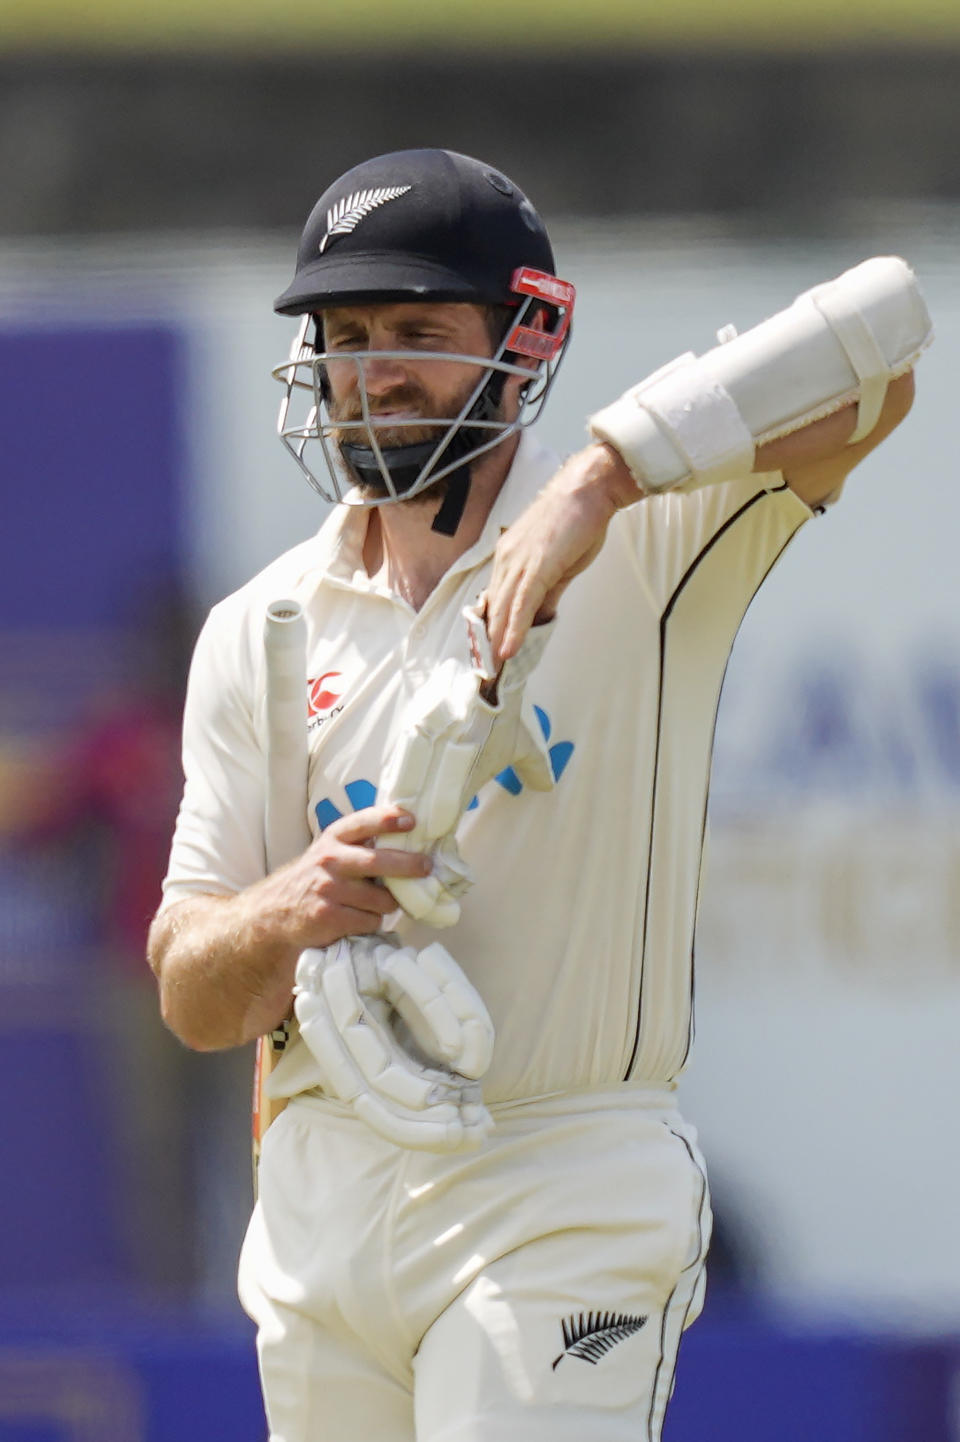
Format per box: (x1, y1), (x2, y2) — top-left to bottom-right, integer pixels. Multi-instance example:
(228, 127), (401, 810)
(238, 1086), (711, 1442)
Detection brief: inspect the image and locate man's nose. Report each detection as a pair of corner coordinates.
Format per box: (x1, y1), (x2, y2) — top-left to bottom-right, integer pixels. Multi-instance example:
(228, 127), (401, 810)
(361, 353), (408, 396)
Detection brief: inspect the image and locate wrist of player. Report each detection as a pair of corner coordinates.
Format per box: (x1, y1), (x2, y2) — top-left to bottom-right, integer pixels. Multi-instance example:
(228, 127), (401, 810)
(229, 883), (338, 972)
(546, 444), (639, 526)
(584, 441), (647, 510)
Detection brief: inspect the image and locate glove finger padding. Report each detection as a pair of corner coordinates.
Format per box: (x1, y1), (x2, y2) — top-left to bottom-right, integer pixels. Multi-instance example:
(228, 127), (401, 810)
(377, 940), (495, 1080)
(378, 611), (555, 927)
(385, 871), (465, 930)
(293, 939), (494, 1152)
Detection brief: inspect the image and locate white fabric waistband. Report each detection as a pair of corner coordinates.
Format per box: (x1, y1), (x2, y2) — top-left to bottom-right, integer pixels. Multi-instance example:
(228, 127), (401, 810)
(294, 1080), (679, 1126)
(490, 1082), (679, 1120)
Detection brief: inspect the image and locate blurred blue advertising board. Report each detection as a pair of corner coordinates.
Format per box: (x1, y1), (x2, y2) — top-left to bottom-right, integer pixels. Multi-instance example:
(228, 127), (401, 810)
(2, 324), (184, 631)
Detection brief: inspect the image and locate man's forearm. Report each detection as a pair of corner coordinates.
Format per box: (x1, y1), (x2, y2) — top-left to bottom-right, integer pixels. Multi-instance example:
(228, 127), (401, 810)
(757, 372), (915, 507)
(148, 892), (298, 1052)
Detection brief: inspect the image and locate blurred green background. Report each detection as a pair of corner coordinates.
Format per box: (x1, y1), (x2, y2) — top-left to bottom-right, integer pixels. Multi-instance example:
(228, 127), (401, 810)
(3, 0), (960, 48)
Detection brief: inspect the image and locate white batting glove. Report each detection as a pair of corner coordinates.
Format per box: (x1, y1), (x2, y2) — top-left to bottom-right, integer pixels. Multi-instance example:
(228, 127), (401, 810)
(377, 606), (555, 928)
(293, 935), (495, 1152)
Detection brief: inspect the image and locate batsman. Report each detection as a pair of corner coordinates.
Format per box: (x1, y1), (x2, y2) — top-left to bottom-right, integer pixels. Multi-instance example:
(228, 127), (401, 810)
(149, 149), (931, 1440)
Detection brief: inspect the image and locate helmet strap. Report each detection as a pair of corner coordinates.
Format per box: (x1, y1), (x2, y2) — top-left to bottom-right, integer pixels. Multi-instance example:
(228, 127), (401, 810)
(429, 363), (509, 536)
(429, 468), (470, 536)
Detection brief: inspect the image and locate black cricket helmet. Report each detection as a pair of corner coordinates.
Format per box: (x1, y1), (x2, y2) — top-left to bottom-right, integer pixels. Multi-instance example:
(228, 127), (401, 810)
(272, 148), (575, 532)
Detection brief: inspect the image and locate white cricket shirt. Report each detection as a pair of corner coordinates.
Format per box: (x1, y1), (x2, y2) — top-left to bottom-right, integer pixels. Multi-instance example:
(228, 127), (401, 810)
(163, 432), (812, 1100)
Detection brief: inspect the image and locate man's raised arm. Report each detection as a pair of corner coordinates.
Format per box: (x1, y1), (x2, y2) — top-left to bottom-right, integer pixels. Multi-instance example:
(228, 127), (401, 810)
(484, 254), (930, 665)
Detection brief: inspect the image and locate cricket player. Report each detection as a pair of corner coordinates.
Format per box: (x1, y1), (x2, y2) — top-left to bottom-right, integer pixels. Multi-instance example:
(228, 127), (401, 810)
(148, 149), (926, 1441)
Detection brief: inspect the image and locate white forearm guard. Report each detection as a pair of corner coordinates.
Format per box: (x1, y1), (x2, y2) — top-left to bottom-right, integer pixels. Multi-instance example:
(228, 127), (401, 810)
(588, 256), (933, 494)
(294, 935), (495, 1152)
(378, 607), (555, 928)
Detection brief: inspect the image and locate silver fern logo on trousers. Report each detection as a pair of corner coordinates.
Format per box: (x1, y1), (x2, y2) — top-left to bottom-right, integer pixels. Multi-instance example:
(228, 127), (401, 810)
(551, 1311), (648, 1370)
(319, 186), (412, 252)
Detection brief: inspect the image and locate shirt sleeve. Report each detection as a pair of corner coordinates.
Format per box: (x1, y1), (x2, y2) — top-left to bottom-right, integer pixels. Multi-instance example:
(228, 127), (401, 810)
(160, 597), (267, 905)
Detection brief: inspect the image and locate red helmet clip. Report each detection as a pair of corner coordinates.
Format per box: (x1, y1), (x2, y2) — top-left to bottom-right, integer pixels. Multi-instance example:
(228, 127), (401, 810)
(505, 267), (576, 361)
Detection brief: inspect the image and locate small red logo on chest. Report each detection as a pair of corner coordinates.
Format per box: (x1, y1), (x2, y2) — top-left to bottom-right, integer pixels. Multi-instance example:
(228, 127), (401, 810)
(307, 671), (342, 716)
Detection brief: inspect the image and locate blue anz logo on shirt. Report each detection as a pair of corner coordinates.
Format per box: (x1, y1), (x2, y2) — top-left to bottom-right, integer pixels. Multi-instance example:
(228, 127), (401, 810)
(314, 706), (574, 830)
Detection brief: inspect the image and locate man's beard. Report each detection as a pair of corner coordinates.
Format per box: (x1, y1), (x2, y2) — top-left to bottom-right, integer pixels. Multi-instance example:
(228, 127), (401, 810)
(329, 377), (487, 502)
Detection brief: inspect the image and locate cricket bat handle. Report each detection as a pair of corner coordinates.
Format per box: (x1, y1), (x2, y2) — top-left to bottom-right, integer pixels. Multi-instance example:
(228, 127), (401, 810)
(254, 598), (312, 1178)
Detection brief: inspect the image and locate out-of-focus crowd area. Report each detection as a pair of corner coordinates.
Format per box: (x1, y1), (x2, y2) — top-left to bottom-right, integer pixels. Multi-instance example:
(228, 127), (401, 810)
(2, 4), (960, 1438)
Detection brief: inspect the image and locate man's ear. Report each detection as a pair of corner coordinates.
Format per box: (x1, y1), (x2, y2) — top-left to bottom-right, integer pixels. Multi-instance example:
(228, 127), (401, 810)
(311, 313), (333, 404)
(516, 306), (548, 352)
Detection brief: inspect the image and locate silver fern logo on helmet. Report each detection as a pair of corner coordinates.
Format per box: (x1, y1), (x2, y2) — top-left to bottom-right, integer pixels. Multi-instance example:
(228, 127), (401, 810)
(319, 186), (412, 253)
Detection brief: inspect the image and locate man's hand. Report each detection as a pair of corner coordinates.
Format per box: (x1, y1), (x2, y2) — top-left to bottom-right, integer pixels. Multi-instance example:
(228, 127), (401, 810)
(245, 803), (432, 951)
(148, 804), (433, 1051)
(483, 442), (640, 666)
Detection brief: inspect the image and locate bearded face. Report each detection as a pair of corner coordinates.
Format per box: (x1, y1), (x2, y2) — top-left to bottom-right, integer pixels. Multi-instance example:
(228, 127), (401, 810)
(328, 374), (452, 451)
(328, 367), (501, 501)
(317, 301), (520, 503)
